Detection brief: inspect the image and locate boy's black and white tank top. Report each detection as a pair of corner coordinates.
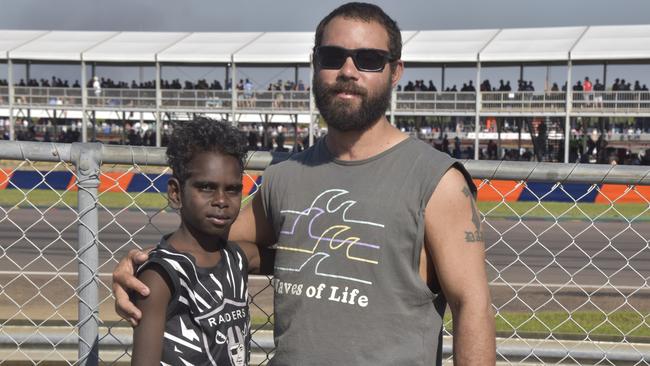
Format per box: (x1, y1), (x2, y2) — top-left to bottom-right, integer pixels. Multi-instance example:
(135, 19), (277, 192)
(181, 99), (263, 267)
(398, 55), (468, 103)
(137, 236), (250, 366)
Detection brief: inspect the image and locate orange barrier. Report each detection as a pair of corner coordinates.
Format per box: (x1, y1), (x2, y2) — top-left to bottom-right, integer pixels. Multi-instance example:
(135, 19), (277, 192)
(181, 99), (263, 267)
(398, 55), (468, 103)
(2, 169), (648, 204)
(595, 184), (650, 204)
(0, 169), (13, 190)
(99, 172), (136, 193)
(243, 174), (260, 196)
(67, 172), (137, 192)
(473, 179), (524, 202)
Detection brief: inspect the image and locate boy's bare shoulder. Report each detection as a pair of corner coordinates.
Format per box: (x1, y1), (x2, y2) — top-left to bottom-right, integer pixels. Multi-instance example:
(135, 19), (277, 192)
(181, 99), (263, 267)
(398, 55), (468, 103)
(135, 265), (173, 304)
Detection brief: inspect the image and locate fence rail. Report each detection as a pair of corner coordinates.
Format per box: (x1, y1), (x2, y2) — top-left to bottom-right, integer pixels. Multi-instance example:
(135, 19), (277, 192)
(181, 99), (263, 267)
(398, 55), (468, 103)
(482, 91), (566, 113)
(3, 87), (650, 116)
(396, 91), (477, 113)
(12, 86), (84, 108)
(0, 140), (649, 365)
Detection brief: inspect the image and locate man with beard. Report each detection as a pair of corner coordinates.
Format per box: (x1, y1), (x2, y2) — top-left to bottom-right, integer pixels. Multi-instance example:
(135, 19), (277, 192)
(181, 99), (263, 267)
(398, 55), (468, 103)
(113, 2), (495, 365)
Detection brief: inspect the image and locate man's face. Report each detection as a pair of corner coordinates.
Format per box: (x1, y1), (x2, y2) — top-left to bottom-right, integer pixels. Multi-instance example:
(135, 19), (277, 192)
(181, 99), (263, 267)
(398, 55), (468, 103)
(313, 16), (402, 132)
(176, 151), (243, 241)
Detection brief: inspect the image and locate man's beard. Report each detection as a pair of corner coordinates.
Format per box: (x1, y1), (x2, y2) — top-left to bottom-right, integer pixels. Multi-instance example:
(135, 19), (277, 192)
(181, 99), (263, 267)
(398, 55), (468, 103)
(313, 74), (392, 132)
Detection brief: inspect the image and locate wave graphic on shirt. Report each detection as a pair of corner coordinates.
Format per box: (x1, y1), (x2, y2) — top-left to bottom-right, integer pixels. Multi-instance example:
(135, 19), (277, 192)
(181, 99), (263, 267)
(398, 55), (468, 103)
(275, 189), (383, 285)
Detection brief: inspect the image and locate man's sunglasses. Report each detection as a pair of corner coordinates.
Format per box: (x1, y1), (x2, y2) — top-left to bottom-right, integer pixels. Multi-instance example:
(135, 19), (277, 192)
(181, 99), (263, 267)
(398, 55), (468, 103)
(314, 46), (395, 72)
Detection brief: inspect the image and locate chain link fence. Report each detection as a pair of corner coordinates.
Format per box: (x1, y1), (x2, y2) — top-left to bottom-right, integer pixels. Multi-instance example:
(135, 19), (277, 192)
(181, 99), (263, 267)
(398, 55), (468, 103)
(0, 140), (649, 365)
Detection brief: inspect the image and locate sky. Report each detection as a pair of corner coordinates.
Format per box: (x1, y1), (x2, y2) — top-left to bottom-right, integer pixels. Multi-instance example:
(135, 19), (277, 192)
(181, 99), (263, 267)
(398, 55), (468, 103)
(3, 0), (650, 32)
(1, 0), (650, 89)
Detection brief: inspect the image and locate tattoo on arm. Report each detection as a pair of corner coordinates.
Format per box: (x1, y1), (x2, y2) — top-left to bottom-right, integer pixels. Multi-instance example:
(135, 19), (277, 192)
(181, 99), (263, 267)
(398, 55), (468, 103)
(462, 186), (483, 243)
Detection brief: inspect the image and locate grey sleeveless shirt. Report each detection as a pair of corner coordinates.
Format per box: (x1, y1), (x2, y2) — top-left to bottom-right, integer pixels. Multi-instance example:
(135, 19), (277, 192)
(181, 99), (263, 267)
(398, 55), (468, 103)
(261, 136), (474, 366)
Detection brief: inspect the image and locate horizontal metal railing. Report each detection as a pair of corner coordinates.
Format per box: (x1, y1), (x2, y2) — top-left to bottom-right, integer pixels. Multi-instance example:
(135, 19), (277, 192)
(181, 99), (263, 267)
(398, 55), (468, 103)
(161, 89), (232, 109)
(573, 91), (650, 113)
(233, 90), (311, 112)
(1, 141), (648, 185)
(482, 91), (566, 113)
(12, 86), (83, 108)
(0, 85), (8, 105)
(3, 87), (650, 115)
(396, 91), (476, 113)
(88, 88), (156, 109)
(0, 140), (278, 170)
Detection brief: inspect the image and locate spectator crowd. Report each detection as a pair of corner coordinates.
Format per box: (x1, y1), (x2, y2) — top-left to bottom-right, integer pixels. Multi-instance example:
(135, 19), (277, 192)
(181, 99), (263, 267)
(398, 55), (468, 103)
(397, 77), (648, 93)
(1, 75), (648, 94)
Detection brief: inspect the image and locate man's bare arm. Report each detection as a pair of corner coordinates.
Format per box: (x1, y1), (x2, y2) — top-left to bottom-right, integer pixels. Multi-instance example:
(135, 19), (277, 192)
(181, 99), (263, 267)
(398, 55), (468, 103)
(230, 191), (277, 275)
(230, 191), (276, 246)
(112, 248), (151, 326)
(424, 168), (496, 365)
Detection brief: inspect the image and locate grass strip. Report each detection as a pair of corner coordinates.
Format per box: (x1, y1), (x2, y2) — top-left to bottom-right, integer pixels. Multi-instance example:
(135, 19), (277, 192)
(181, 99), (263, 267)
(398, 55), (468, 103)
(444, 311), (650, 342)
(7, 312), (647, 342)
(478, 201), (649, 221)
(1, 189), (647, 221)
(0, 189), (256, 211)
(0, 189), (170, 210)
(253, 311), (650, 341)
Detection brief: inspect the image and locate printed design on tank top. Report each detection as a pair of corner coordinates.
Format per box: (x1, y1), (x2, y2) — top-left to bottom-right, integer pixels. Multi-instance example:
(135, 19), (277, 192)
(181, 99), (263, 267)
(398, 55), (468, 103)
(141, 247), (250, 366)
(275, 189), (383, 285)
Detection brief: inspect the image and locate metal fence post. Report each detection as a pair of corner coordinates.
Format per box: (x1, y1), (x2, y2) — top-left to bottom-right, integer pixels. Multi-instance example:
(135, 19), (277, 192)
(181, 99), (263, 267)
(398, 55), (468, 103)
(72, 142), (102, 366)
(8, 59), (15, 141)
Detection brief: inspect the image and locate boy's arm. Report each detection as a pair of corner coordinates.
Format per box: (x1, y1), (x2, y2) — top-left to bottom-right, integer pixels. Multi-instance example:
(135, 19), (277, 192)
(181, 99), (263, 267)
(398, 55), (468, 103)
(424, 168), (496, 365)
(131, 265), (172, 366)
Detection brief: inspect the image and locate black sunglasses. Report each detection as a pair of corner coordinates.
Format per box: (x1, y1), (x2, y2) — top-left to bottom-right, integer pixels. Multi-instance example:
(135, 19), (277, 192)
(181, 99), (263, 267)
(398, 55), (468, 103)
(314, 46), (394, 72)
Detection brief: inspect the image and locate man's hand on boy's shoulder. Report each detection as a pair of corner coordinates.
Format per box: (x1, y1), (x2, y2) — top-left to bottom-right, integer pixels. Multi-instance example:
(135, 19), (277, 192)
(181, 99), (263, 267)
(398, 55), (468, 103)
(112, 247), (152, 326)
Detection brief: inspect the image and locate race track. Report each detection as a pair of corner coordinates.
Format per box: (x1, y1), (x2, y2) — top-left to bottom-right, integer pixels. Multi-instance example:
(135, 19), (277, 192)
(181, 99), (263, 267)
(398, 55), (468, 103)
(1, 207), (648, 317)
(1, 207), (648, 285)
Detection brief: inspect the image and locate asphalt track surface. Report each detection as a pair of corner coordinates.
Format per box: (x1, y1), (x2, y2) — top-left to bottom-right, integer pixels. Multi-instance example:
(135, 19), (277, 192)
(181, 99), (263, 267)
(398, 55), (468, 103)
(1, 206), (648, 321)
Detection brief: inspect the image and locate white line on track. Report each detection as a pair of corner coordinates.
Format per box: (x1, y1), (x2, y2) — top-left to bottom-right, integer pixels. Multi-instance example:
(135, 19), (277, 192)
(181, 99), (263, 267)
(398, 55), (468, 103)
(0, 270), (112, 277)
(491, 281), (650, 291)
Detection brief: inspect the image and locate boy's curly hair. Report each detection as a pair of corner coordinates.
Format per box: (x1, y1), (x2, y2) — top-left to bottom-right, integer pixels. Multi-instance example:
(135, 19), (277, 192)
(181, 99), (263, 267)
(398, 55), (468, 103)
(166, 118), (248, 186)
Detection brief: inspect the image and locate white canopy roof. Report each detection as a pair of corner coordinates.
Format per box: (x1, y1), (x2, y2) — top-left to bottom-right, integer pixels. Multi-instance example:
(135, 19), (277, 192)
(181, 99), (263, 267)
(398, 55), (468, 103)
(1, 25), (649, 64)
(480, 26), (587, 62)
(9, 31), (118, 61)
(402, 29), (499, 63)
(571, 24), (650, 61)
(233, 32), (313, 64)
(0, 30), (47, 59)
(157, 32), (262, 63)
(83, 32), (189, 62)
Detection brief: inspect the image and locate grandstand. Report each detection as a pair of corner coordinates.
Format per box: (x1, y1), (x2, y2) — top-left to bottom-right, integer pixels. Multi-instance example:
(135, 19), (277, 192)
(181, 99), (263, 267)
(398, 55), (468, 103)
(1, 25), (649, 163)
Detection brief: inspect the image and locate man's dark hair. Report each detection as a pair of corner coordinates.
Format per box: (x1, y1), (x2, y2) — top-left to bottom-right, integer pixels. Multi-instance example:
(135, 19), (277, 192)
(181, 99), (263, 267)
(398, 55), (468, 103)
(166, 118), (247, 185)
(314, 2), (402, 67)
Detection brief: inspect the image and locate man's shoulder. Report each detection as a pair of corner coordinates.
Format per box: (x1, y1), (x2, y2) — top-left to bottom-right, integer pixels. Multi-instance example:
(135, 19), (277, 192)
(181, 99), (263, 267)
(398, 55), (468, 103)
(266, 142), (320, 172)
(403, 136), (455, 162)
(401, 137), (473, 190)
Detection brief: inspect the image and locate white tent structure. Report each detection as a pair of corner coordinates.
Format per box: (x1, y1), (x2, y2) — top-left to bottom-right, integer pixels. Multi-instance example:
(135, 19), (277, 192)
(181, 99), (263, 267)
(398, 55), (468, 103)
(2, 24), (647, 64)
(1, 25), (650, 161)
(9, 31), (118, 61)
(572, 24), (650, 61)
(157, 32), (262, 64)
(402, 29), (499, 63)
(479, 26), (587, 63)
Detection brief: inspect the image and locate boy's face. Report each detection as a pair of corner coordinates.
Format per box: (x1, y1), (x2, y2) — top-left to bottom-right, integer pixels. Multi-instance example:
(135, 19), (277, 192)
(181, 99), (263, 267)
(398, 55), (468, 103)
(173, 151), (243, 240)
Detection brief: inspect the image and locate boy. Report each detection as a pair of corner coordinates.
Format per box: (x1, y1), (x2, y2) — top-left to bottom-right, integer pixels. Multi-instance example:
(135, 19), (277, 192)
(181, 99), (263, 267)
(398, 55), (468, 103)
(131, 118), (261, 366)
